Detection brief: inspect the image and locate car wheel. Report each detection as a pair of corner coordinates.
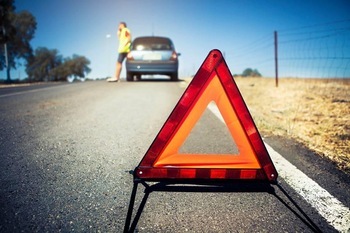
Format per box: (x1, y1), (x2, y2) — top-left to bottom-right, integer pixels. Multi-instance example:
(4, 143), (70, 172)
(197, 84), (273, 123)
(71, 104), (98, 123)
(170, 72), (178, 81)
(126, 72), (133, 82)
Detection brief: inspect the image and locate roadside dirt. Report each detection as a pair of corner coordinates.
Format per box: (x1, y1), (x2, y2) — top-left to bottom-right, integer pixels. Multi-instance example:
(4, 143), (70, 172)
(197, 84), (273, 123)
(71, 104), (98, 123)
(234, 77), (350, 175)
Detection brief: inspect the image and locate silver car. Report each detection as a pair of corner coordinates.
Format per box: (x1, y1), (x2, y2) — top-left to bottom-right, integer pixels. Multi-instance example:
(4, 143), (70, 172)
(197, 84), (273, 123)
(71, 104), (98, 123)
(126, 36), (180, 81)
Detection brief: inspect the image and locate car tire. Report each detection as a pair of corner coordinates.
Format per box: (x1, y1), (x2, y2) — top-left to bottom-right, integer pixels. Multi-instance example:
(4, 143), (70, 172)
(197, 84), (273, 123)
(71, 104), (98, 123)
(170, 72), (178, 81)
(126, 72), (133, 82)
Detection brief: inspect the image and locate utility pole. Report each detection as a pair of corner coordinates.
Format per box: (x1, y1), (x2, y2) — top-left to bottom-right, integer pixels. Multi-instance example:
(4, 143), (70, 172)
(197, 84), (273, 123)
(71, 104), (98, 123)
(274, 31), (278, 87)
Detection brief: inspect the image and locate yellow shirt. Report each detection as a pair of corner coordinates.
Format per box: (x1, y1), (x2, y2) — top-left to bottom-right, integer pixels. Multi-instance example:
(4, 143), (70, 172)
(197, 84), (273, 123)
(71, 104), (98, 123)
(118, 28), (131, 53)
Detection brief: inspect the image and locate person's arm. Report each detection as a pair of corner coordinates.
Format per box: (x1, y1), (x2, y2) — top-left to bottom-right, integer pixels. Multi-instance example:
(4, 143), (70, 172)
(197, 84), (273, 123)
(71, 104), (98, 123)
(117, 24), (123, 38)
(125, 30), (131, 43)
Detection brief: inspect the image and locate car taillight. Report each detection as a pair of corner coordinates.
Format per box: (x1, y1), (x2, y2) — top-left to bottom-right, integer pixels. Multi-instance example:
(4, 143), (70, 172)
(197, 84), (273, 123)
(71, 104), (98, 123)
(127, 52), (134, 60)
(171, 51), (178, 60)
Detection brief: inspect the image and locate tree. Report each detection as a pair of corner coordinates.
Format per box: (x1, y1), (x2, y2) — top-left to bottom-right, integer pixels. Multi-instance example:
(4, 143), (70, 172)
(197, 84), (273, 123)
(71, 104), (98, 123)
(241, 68), (262, 77)
(50, 59), (69, 81)
(10, 11), (36, 61)
(51, 54), (91, 81)
(27, 48), (91, 82)
(0, 0), (36, 81)
(0, 0), (16, 44)
(66, 55), (91, 79)
(1, 0), (15, 81)
(26, 47), (61, 82)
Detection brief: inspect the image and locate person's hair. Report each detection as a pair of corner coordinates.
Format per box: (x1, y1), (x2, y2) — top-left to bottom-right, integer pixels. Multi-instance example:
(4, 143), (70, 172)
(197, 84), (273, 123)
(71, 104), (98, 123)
(120, 22), (127, 27)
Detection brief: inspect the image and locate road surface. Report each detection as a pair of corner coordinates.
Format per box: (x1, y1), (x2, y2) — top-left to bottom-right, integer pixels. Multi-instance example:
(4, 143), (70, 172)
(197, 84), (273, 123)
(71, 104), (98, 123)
(0, 80), (349, 232)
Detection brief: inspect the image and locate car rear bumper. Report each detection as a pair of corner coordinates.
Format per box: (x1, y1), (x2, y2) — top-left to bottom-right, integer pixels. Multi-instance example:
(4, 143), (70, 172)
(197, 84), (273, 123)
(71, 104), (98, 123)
(126, 61), (178, 74)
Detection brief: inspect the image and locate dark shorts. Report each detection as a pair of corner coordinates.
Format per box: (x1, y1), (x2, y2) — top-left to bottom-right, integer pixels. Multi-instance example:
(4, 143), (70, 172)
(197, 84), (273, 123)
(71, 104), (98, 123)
(117, 53), (128, 63)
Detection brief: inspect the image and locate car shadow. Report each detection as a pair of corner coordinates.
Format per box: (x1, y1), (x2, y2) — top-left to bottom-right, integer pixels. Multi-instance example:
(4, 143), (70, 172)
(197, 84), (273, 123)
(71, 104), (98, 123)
(130, 78), (185, 82)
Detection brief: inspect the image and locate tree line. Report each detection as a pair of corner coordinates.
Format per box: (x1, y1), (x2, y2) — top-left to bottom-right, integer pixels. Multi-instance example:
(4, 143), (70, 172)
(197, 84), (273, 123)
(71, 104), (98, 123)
(241, 68), (262, 77)
(232, 68), (262, 77)
(0, 0), (91, 82)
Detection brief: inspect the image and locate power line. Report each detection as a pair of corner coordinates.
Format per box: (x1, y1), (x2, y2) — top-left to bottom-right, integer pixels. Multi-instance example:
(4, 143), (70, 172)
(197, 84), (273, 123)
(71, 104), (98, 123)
(278, 19), (350, 33)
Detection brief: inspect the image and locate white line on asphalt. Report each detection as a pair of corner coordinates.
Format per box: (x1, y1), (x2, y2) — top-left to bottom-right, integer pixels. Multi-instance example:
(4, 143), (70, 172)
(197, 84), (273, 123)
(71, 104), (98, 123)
(0, 86), (59, 98)
(207, 102), (350, 233)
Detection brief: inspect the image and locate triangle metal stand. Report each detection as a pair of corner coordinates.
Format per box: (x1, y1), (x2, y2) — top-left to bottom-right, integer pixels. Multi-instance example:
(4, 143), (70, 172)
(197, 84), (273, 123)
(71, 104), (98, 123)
(123, 172), (322, 233)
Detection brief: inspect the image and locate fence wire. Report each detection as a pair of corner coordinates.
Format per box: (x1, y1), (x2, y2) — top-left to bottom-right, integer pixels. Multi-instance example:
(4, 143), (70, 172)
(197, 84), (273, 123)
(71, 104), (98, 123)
(226, 19), (350, 78)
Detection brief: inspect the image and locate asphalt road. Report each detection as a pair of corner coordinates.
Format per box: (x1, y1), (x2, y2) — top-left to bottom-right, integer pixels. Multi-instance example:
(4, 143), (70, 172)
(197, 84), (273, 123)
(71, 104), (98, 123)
(0, 80), (349, 232)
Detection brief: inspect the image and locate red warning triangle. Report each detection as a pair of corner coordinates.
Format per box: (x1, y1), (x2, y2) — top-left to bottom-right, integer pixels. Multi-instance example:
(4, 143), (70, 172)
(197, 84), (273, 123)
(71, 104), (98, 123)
(135, 49), (278, 183)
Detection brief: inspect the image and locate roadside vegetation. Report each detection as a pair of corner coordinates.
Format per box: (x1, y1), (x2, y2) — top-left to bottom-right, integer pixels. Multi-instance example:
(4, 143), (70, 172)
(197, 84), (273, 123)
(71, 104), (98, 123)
(0, 0), (91, 83)
(240, 68), (262, 77)
(235, 77), (350, 175)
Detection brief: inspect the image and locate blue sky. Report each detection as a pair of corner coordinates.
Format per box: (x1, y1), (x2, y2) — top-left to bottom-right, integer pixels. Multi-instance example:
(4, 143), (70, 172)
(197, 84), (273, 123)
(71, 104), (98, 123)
(5, 0), (350, 79)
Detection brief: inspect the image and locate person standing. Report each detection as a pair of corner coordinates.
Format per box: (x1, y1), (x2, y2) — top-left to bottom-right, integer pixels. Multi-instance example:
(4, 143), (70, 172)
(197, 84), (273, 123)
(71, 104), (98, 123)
(107, 22), (131, 82)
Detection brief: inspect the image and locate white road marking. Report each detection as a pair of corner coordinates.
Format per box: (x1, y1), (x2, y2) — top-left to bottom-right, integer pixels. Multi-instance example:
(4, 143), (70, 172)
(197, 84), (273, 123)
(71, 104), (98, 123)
(0, 86), (60, 98)
(208, 102), (350, 233)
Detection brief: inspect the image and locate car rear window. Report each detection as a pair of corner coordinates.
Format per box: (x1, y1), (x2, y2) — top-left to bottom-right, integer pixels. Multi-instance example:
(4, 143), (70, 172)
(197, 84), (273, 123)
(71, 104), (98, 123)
(132, 37), (174, 51)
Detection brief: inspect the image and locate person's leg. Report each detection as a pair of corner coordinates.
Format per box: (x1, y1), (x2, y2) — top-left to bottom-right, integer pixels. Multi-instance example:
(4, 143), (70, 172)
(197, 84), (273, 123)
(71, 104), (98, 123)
(108, 53), (125, 82)
(115, 53), (128, 81)
(115, 61), (122, 80)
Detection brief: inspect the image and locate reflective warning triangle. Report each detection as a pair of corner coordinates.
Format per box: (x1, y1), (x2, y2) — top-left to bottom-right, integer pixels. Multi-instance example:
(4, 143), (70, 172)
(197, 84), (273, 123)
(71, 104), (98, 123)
(135, 50), (278, 183)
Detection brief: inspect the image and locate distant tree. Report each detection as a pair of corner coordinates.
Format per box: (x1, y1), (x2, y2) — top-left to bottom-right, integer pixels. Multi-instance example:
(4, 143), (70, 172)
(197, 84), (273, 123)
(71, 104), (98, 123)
(27, 49), (91, 82)
(242, 68), (262, 77)
(67, 54), (91, 79)
(26, 47), (61, 82)
(0, 0), (37, 81)
(50, 58), (69, 81)
(52, 54), (91, 81)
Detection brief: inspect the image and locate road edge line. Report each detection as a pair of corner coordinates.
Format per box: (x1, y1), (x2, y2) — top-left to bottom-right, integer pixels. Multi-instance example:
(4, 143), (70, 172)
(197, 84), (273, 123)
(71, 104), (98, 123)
(207, 102), (350, 232)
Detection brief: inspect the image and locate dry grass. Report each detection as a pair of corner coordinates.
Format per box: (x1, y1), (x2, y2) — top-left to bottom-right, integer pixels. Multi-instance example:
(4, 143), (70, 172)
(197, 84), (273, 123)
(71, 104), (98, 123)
(234, 77), (350, 174)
